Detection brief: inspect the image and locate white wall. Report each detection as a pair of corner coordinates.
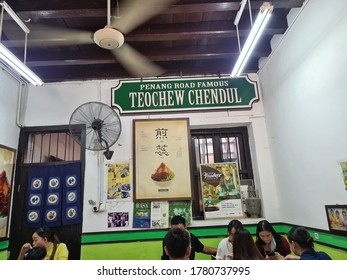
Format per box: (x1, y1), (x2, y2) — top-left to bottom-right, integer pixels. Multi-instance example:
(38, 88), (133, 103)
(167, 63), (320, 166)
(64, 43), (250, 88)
(0, 67), (22, 238)
(0, 69), (21, 148)
(259, 0), (347, 230)
(24, 75), (278, 232)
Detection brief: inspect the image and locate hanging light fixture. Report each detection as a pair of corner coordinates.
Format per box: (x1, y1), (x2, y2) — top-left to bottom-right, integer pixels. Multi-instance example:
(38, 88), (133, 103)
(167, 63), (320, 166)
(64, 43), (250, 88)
(0, 1), (43, 86)
(0, 43), (43, 86)
(231, 2), (273, 77)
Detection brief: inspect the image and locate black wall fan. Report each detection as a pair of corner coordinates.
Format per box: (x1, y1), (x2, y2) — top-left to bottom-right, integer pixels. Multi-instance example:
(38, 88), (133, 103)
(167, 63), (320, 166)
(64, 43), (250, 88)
(69, 102), (121, 160)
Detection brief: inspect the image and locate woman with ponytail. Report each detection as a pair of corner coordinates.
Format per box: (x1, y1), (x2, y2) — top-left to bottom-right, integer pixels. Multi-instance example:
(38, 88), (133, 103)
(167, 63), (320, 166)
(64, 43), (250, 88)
(285, 226), (331, 260)
(18, 227), (69, 260)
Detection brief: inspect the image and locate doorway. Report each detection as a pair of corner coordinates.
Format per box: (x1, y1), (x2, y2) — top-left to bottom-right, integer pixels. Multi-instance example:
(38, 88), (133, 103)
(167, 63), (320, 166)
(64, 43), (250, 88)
(8, 125), (85, 260)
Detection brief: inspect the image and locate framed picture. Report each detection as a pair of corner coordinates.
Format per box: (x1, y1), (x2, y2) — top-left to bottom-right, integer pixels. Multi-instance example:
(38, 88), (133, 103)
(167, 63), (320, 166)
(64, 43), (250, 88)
(325, 205), (347, 236)
(0, 144), (16, 240)
(133, 118), (193, 201)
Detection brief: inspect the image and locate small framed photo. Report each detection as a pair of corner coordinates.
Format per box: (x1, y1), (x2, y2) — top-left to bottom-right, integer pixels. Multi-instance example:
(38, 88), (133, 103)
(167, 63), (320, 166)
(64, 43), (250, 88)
(325, 205), (347, 236)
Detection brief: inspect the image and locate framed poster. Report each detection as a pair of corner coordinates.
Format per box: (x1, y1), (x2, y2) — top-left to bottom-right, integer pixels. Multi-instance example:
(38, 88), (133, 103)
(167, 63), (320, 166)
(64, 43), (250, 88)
(200, 162), (242, 219)
(0, 144), (16, 240)
(133, 118), (192, 201)
(325, 205), (347, 236)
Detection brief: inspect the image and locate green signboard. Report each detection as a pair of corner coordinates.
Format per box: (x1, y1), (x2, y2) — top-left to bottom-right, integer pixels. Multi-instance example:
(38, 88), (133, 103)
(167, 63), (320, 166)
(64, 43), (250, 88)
(112, 76), (259, 114)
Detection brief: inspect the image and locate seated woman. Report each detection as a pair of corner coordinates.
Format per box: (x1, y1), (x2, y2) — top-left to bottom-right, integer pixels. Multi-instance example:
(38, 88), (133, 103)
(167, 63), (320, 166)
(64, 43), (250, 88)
(255, 220), (291, 259)
(231, 229), (264, 260)
(18, 227), (69, 260)
(285, 226), (331, 260)
(216, 219), (243, 260)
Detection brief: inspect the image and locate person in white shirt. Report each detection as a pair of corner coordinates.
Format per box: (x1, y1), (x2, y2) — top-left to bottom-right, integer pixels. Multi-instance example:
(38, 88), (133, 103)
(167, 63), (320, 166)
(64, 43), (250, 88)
(216, 219), (243, 260)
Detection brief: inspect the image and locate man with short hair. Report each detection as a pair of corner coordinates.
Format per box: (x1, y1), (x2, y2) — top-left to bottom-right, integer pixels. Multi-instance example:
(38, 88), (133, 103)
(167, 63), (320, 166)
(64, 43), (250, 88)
(164, 227), (191, 260)
(161, 215), (217, 260)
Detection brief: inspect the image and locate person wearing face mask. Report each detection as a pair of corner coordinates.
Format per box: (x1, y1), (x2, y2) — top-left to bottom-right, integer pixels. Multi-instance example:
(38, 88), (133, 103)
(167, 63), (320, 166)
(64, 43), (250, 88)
(255, 220), (291, 260)
(215, 219), (243, 260)
(18, 227), (69, 260)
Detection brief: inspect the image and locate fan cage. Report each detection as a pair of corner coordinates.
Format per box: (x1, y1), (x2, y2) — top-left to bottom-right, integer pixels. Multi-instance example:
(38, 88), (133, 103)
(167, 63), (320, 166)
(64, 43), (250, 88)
(69, 102), (121, 151)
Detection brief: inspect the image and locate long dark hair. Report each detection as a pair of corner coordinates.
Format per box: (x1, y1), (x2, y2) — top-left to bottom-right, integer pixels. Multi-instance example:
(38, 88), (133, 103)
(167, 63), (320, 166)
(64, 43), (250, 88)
(35, 227), (60, 260)
(233, 229), (264, 260)
(256, 220), (283, 247)
(287, 226), (314, 250)
(227, 219), (243, 234)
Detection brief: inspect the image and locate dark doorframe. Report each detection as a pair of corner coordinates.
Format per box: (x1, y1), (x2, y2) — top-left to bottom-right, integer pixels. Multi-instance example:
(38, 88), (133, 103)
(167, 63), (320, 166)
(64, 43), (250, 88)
(8, 125), (85, 260)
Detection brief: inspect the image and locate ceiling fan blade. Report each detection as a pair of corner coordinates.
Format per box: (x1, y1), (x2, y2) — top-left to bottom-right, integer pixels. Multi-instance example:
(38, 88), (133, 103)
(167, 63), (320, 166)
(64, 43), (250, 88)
(111, 42), (164, 77)
(26, 24), (94, 46)
(111, 0), (177, 34)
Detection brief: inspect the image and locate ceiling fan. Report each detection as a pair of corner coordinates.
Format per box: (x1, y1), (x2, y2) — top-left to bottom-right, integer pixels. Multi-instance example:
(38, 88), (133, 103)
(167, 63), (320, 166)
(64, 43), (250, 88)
(28, 0), (177, 77)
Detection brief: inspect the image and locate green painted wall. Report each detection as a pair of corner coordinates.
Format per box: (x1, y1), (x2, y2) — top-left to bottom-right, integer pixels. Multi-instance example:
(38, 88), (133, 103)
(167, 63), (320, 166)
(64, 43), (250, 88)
(1, 224), (346, 260)
(80, 224), (347, 250)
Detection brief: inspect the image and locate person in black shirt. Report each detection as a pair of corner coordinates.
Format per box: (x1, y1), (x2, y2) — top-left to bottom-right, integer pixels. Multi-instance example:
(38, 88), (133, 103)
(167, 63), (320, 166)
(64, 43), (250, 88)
(161, 215), (217, 260)
(285, 226), (332, 260)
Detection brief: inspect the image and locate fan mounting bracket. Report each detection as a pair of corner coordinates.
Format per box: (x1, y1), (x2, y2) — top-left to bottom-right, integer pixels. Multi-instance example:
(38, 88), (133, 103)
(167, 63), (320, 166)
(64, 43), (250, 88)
(93, 27), (124, 50)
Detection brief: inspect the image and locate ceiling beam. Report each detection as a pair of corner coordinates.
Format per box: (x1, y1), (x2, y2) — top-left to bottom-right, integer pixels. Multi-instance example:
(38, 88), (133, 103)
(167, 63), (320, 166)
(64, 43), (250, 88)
(5, 1), (305, 21)
(2, 25), (285, 47)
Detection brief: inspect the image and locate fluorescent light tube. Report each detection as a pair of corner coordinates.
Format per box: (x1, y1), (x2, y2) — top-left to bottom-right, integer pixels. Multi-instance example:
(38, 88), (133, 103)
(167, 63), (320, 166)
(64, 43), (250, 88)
(231, 2), (273, 77)
(1, 1), (43, 85)
(0, 43), (43, 86)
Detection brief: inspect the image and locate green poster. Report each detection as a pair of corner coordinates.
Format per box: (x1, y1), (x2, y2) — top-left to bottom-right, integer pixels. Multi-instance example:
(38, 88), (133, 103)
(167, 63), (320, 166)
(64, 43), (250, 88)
(168, 201), (191, 226)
